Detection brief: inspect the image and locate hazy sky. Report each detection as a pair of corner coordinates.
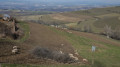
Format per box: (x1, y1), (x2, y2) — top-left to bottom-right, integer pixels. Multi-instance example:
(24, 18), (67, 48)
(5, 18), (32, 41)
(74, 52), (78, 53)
(0, 0), (120, 6)
(1, 0), (120, 3)
(0, 0), (120, 11)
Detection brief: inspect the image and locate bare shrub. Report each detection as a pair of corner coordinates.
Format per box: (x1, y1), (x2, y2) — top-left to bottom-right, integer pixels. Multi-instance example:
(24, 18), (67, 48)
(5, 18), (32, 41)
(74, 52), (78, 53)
(111, 28), (120, 40)
(51, 51), (74, 63)
(103, 25), (113, 38)
(31, 47), (76, 63)
(31, 47), (51, 58)
(83, 24), (92, 33)
(103, 25), (120, 40)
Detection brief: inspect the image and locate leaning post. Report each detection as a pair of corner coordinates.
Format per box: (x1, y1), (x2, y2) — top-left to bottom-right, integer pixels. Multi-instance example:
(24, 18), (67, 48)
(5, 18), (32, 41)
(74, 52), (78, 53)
(91, 45), (96, 66)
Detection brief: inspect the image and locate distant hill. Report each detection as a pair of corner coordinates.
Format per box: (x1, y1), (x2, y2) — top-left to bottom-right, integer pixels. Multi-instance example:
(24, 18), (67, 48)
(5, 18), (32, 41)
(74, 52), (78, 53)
(15, 6), (120, 33)
(41, 6), (120, 33)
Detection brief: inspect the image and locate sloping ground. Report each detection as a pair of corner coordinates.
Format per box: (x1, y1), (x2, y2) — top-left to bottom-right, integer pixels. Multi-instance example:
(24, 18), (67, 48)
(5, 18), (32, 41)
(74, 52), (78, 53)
(27, 22), (75, 53)
(47, 6), (120, 33)
(72, 31), (120, 46)
(0, 22), (79, 64)
(50, 28), (120, 67)
(0, 22), (120, 67)
(71, 6), (120, 16)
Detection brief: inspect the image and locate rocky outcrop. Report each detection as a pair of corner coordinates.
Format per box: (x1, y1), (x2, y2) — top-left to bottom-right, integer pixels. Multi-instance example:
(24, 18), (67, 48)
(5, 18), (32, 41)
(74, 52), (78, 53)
(0, 14), (24, 39)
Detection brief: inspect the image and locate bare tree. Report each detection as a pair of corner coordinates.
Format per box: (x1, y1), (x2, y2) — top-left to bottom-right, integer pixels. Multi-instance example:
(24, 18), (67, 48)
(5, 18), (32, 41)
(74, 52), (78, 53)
(103, 25), (113, 38)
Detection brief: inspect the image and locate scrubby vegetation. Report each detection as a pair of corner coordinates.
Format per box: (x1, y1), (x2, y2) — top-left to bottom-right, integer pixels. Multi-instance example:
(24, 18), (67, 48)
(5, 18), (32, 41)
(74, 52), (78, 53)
(103, 25), (120, 40)
(31, 47), (76, 63)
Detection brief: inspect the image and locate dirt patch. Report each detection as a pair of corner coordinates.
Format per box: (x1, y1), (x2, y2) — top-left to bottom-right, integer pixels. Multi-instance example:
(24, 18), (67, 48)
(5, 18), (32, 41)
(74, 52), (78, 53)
(28, 22), (75, 52)
(0, 42), (16, 57)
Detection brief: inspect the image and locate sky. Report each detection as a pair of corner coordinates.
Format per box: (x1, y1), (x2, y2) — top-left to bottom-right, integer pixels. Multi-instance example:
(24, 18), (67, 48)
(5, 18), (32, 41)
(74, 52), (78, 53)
(0, 0), (120, 9)
(1, 0), (120, 3)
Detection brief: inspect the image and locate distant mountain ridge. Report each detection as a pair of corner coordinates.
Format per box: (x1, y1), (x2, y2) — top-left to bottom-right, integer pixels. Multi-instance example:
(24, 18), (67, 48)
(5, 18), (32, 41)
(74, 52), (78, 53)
(0, 0), (120, 11)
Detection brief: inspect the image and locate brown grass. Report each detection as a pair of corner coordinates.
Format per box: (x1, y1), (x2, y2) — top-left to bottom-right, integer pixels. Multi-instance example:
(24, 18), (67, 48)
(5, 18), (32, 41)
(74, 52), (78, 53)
(50, 13), (92, 22)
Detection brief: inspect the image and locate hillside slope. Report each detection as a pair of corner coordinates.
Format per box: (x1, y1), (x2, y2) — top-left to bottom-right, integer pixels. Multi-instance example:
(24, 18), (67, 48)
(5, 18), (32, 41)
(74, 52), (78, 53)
(27, 22), (75, 53)
(15, 6), (120, 33)
(0, 22), (120, 67)
(50, 27), (120, 67)
(40, 6), (120, 33)
(0, 22), (78, 64)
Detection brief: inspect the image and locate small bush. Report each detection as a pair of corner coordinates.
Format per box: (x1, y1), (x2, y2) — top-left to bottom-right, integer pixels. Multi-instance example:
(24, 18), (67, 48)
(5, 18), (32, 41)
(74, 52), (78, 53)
(31, 47), (51, 58)
(51, 51), (74, 63)
(31, 47), (75, 63)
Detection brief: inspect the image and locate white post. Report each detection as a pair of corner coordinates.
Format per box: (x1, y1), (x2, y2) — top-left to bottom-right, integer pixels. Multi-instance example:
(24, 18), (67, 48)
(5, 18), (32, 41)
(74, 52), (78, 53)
(92, 46), (96, 65)
(92, 51), (94, 65)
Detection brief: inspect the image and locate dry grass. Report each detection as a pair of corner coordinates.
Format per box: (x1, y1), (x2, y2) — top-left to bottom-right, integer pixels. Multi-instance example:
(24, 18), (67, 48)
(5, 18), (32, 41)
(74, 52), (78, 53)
(50, 13), (92, 22)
